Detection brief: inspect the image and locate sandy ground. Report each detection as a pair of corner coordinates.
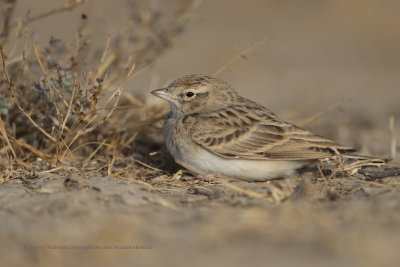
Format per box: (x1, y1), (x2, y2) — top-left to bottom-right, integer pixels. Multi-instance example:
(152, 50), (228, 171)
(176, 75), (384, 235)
(1, 165), (400, 267)
(1, 0), (400, 266)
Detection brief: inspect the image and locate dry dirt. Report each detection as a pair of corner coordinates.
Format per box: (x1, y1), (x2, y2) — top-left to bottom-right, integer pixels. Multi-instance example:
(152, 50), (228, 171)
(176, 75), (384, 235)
(1, 1), (400, 267)
(1, 166), (400, 267)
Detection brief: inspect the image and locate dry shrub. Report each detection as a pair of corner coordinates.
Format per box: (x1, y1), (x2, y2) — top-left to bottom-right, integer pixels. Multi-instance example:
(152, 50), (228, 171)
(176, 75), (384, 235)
(0, 0), (202, 175)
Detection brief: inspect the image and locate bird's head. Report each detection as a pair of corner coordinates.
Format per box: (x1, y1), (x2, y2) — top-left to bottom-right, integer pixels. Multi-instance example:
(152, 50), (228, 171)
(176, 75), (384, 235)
(151, 74), (239, 115)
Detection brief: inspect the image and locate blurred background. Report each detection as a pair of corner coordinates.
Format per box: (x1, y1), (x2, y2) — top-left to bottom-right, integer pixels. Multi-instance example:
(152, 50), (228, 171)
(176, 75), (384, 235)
(15, 0), (400, 157)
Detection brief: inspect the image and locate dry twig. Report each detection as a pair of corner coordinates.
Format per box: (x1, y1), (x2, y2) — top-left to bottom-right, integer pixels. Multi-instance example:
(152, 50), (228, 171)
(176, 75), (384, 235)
(213, 37), (266, 76)
(26, 0), (87, 25)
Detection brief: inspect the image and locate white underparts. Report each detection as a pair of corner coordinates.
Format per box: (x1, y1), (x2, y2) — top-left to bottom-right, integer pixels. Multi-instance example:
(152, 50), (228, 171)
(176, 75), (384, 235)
(177, 148), (306, 181)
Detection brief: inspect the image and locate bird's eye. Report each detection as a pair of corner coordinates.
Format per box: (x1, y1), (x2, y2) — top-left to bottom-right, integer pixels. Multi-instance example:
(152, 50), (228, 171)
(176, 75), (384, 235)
(185, 91), (195, 97)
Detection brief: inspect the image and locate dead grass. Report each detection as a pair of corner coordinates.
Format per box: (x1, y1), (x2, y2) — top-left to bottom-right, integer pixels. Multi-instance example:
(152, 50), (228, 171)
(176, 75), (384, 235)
(0, 1), (400, 266)
(0, 0), (203, 175)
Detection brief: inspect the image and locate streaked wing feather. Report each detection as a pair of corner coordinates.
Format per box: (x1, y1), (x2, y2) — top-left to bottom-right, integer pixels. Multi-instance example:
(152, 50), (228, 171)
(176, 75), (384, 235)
(187, 104), (354, 160)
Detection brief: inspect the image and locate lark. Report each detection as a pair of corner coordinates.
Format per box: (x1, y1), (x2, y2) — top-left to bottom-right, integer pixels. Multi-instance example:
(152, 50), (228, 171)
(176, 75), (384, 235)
(151, 74), (355, 181)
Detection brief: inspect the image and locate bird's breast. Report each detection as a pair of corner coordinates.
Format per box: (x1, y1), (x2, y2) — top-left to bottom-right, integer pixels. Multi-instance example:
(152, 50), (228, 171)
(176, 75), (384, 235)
(163, 114), (205, 170)
(163, 114), (189, 160)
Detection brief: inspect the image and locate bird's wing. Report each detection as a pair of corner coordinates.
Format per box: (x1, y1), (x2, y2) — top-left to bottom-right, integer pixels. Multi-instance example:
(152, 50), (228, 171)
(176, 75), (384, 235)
(186, 104), (354, 160)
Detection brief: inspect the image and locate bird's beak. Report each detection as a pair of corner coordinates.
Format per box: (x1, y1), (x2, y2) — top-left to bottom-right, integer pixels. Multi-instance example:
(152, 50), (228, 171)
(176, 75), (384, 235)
(151, 88), (171, 101)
